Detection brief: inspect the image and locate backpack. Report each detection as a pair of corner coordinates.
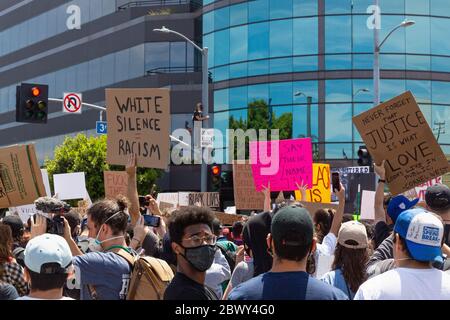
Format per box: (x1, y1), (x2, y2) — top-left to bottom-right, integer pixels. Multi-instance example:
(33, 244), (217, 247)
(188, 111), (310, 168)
(216, 241), (237, 272)
(88, 249), (174, 300)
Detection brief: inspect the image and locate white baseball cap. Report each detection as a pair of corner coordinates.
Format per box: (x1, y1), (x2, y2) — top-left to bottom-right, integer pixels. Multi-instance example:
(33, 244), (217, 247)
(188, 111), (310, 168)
(24, 234), (73, 274)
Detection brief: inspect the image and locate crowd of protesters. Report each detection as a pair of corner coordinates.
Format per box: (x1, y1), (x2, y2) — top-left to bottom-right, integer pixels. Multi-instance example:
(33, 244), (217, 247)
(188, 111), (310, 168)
(0, 154), (450, 300)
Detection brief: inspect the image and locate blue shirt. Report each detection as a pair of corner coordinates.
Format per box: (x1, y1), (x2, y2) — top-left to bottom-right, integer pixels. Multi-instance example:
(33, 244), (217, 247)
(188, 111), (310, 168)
(321, 268), (355, 300)
(73, 252), (132, 300)
(228, 271), (348, 300)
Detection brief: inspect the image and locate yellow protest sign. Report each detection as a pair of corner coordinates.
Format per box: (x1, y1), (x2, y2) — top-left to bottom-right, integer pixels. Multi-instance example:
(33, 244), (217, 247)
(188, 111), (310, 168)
(295, 163), (331, 203)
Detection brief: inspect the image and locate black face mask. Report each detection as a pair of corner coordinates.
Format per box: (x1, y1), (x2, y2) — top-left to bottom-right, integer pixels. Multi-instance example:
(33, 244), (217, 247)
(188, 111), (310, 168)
(181, 245), (216, 272)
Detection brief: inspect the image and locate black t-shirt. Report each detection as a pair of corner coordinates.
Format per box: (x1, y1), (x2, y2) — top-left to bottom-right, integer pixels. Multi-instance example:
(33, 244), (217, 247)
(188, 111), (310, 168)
(193, 111), (202, 123)
(374, 221), (393, 249)
(243, 211), (273, 277)
(164, 272), (217, 300)
(0, 283), (19, 300)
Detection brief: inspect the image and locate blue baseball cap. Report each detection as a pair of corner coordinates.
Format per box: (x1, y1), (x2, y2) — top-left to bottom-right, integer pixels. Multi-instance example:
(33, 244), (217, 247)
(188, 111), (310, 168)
(394, 208), (444, 262)
(387, 195), (419, 223)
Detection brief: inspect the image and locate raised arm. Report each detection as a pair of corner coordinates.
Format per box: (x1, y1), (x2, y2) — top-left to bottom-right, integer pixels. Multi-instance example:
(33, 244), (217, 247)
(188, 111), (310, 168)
(374, 160), (387, 224)
(262, 182), (271, 212)
(295, 180), (308, 201)
(329, 183), (345, 237)
(126, 154), (140, 227)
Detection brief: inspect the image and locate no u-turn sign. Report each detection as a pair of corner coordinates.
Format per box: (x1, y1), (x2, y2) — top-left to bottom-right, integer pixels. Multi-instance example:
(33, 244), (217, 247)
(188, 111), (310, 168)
(63, 93), (82, 114)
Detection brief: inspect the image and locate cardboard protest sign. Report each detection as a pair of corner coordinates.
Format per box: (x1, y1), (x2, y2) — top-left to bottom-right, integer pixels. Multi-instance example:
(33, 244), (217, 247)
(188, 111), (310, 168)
(0, 144), (46, 208)
(353, 91), (450, 195)
(104, 171), (128, 199)
(299, 201), (338, 216)
(212, 211), (245, 226)
(249, 138), (313, 192)
(275, 191), (285, 204)
(106, 88), (170, 169)
(189, 192), (220, 208)
(360, 190), (376, 220)
(232, 162), (264, 210)
(295, 164), (331, 203)
(159, 201), (175, 211)
(53, 172), (87, 200)
(156, 193), (179, 206)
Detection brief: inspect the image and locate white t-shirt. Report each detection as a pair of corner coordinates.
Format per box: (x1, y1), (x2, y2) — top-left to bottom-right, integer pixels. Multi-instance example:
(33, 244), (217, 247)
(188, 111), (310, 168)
(354, 267), (450, 300)
(316, 233), (337, 256)
(15, 296), (74, 300)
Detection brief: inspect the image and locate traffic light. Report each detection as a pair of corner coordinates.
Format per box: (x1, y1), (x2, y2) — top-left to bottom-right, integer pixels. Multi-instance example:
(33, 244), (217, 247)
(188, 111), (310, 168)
(16, 83), (49, 124)
(357, 146), (372, 167)
(211, 165), (221, 192)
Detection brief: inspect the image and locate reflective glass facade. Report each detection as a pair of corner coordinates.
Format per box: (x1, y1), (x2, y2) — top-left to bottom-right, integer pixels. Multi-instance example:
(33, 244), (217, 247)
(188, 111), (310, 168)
(0, 1), (198, 166)
(203, 0), (450, 160)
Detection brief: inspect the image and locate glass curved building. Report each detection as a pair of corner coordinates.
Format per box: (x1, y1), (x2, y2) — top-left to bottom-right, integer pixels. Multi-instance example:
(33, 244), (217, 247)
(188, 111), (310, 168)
(202, 0), (450, 163)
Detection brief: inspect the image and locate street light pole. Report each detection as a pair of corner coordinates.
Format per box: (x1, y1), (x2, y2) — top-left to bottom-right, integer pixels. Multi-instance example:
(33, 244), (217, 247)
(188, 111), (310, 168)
(373, 2), (415, 106)
(154, 26), (209, 192)
(352, 88), (370, 163)
(294, 91), (312, 138)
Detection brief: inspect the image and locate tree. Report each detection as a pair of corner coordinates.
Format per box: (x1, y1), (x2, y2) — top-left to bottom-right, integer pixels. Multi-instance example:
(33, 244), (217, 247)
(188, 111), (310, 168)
(228, 99), (294, 160)
(44, 134), (163, 201)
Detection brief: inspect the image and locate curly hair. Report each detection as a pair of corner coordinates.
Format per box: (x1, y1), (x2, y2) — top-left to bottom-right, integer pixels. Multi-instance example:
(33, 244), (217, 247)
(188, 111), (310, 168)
(168, 206), (215, 245)
(332, 242), (369, 293)
(0, 224), (13, 263)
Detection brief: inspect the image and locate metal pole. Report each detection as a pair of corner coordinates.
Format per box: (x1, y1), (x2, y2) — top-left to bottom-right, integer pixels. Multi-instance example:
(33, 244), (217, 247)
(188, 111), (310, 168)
(306, 96), (312, 138)
(373, 0), (380, 106)
(200, 48), (209, 192)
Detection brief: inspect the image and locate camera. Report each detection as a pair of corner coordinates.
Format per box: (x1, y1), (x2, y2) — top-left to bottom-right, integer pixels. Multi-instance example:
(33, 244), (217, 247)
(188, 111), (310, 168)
(34, 197), (71, 236)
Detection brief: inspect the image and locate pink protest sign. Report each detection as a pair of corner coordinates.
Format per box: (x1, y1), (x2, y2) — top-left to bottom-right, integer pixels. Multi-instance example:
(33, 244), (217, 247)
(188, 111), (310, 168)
(249, 138), (313, 192)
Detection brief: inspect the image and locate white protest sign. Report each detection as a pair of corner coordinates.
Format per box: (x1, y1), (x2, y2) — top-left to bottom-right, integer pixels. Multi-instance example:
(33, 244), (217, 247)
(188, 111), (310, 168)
(360, 190), (376, 220)
(334, 166), (370, 174)
(201, 129), (215, 148)
(156, 193), (179, 206)
(316, 254), (334, 279)
(178, 192), (191, 206)
(53, 172), (87, 200)
(224, 206), (236, 214)
(9, 205), (40, 224)
(40, 169), (52, 196)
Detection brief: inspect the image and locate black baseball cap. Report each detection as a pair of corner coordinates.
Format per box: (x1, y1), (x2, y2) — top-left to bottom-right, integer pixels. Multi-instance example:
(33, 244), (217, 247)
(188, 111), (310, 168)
(2, 215), (24, 238)
(271, 206), (314, 247)
(425, 184), (450, 213)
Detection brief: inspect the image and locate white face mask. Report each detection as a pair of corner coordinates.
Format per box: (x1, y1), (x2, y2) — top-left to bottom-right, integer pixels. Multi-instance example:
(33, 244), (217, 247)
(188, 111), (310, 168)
(86, 211), (125, 253)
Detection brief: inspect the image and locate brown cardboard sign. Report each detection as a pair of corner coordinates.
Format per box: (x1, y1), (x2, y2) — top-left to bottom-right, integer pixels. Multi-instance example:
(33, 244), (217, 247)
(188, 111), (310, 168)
(0, 144), (46, 208)
(106, 88), (170, 169)
(188, 192), (220, 208)
(212, 211), (245, 226)
(104, 171), (128, 199)
(353, 91), (450, 195)
(232, 162), (264, 210)
(300, 201), (339, 217)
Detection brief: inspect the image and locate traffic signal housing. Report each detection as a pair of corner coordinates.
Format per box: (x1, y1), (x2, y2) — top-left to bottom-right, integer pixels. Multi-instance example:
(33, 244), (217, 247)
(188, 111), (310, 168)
(211, 165), (221, 192)
(357, 146), (372, 167)
(16, 83), (49, 124)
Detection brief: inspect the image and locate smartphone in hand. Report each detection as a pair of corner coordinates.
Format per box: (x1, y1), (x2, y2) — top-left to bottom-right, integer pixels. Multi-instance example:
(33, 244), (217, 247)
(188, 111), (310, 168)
(142, 214), (161, 228)
(332, 172), (341, 192)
